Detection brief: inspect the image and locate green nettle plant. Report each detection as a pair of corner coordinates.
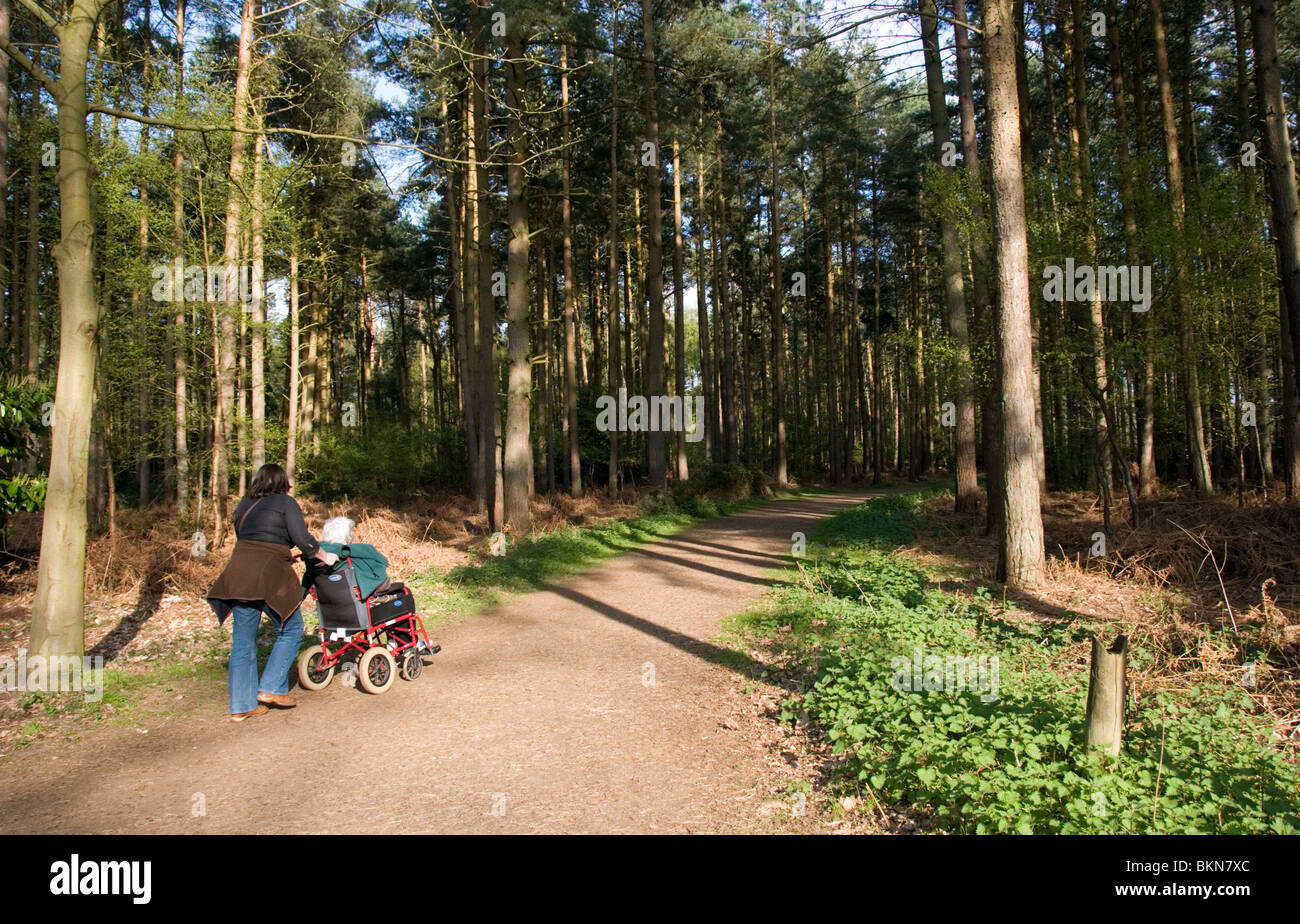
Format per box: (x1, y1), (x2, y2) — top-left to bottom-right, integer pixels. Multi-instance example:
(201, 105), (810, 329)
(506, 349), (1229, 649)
(737, 491), (1300, 834)
(0, 378), (51, 532)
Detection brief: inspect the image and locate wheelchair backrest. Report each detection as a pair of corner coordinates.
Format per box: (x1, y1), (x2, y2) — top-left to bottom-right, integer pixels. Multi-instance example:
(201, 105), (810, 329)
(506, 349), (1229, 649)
(310, 557), (369, 631)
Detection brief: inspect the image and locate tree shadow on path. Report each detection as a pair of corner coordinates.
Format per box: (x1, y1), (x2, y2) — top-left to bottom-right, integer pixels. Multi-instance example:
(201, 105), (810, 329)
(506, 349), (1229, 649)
(541, 582), (777, 682)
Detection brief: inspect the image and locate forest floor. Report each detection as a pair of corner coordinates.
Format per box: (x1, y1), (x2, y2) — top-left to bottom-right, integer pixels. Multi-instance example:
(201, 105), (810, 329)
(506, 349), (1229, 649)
(0, 486), (901, 834)
(722, 487), (1300, 833)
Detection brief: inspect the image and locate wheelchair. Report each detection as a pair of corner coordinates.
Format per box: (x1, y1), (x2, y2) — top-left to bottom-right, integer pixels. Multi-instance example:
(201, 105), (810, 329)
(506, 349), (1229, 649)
(295, 555), (440, 695)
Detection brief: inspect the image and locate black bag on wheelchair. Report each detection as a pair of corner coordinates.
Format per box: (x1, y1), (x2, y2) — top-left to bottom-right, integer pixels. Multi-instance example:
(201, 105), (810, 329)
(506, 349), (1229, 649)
(307, 560), (369, 633)
(367, 586), (416, 628)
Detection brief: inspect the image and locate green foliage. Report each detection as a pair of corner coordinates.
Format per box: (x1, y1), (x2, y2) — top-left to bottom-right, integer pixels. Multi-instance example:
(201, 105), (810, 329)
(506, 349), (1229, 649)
(732, 491), (1300, 834)
(0, 378), (50, 525)
(295, 422), (462, 498)
(688, 462), (771, 501)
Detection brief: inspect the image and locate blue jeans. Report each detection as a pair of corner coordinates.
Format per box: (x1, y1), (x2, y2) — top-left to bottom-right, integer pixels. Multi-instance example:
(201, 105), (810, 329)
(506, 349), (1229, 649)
(228, 601), (303, 714)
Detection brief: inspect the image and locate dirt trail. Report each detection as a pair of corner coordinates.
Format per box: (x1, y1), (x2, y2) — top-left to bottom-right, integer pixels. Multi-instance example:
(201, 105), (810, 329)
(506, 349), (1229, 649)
(0, 489), (877, 834)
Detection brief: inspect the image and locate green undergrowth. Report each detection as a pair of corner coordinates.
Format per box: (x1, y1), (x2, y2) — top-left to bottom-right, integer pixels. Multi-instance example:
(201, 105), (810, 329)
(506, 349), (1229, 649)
(727, 488), (1300, 834)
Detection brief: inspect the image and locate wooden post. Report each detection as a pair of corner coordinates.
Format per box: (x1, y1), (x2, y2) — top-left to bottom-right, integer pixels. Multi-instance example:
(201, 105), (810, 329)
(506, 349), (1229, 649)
(1085, 634), (1128, 755)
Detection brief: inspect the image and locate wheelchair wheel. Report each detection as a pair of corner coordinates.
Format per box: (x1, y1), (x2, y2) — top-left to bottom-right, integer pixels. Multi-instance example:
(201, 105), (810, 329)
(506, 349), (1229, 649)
(399, 648), (423, 681)
(297, 645), (334, 691)
(358, 646), (397, 694)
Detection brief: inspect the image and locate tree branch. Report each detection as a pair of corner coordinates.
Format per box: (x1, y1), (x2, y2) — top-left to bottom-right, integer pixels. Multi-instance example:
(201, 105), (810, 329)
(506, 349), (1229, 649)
(86, 104), (487, 168)
(0, 35), (60, 98)
(15, 0), (59, 34)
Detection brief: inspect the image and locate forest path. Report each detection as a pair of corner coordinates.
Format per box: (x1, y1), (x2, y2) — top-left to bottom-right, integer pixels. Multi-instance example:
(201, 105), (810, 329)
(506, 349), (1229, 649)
(0, 488), (882, 834)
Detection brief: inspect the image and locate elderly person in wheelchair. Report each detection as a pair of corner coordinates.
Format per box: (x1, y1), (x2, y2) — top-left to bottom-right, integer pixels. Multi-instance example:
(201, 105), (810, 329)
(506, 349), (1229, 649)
(297, 516), (436, 695)
(312, 516), (397, 600)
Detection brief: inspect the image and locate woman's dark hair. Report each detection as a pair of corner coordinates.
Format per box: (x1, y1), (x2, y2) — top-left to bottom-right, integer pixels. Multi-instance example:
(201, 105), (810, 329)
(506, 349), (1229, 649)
(248, 463), (291, 498)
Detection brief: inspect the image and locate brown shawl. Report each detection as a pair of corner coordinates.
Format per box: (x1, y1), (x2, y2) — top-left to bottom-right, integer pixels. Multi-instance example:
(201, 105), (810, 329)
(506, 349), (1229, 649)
(206, 539), (304, 626)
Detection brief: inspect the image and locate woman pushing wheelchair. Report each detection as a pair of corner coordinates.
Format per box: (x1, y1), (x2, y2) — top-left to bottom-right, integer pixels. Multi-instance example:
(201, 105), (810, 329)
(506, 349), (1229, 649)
(296, 516), (437, 695)
(205, 463), (339, 722)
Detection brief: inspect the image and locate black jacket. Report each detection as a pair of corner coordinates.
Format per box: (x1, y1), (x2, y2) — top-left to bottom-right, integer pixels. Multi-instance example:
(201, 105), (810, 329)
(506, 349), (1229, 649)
(231, 493), (321, 558)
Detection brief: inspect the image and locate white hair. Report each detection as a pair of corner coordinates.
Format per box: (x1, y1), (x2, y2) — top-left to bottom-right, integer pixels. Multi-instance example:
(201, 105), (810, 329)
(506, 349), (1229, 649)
(321, 516), (356, 545)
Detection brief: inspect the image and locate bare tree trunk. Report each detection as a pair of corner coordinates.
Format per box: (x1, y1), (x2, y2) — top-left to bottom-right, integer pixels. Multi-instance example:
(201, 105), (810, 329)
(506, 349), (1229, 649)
(539, 247), (553, 493)
(1070, 0), (1113, 512)
(922, 0), (978, 512)
(303, 293), (318, 452)
(694, 145), (715, 463)
(24, 92), (37, 381)
(955, 0), (1000, 523)
(25, 0), (114, 662)
(766, 37), (787, 487)
(250, 129), (266, 471)
(134, 1), (153, 508)
(607, 6), (622, 496)
(671, 139), (689, 482)
(716, 125), (739, 465)
(640, 0), (666, 488)
(472, 9), (499, 527)
(0, 0), (8, 343)
(560, 38), (582, 497)
(1150, 0), (1214, 495)
(451, 90), (478, 496)
(213, 0), (255, 546)
(503, 31), (532, 534)
(171, 0), (188, 514)
(983, 0), (1045, 588)
(871, 154), (884, 485)
(286, 243), (300, 485)
(1252, 0), (1300, 498)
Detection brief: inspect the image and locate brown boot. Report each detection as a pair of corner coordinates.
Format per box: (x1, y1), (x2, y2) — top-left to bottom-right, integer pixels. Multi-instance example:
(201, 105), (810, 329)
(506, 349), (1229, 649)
(231, 704), (269, 723)
(257, 692), (297, 709)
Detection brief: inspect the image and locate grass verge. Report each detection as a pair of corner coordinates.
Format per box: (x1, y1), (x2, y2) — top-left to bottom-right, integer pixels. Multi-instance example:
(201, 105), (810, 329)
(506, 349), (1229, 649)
(726, 487), (1300, 834)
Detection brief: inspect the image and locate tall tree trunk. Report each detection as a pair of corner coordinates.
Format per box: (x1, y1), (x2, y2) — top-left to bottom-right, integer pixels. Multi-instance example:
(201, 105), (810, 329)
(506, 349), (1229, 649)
(24, 92), (37, 381)
(695, 145), (715, 463)
(249, 129), (266, 471)
(25, 0), (114, 663)
(640, 0), (666, 488)
(172, 0), (188, 514)
(871, 154), (884, 485)
(1071, 0), (1113, 513)
(473, 1), (498, 526)
(922, 0), (978, 512)
(715, 124), (739, 465)
(983, 0), (1045, 587)
(451, 91), (477, 495)
(560, 38), (582, 497)
(767, 37), (787, 487)
(503, 32), (532, 534)
(607, 6), (621, 496)
(286, 243), (300, 485)
(1150, 0), (1214, 495)
(303, 293), (318, 452)
(671, 139), (689, 481)
(955, 0), (1000, 524)
(1108, 0), (1157, 495)
(1252, 0), (1300, 497)
(1235, 0), (1272, 484)
(213, 0), (255, 546)
(0, 0), (8, 345)
(135, 0), (152, 508)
